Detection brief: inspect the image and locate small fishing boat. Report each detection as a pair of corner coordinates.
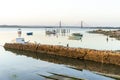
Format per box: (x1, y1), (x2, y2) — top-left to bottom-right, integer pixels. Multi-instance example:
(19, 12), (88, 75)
(69, 33), (83, 40)
(26, 32), (33, 35)
(16, 38), (25, 44)
(16, 38), (30, 44)
(72, 33), (83, 37)
(46, 30), (56, 34)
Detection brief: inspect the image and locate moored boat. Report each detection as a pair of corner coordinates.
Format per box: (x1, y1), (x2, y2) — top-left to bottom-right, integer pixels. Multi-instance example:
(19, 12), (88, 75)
(26, 32), (33, 35)
(72, 33), (83, 37)
(46, 30), (56, 34)
(16, 38), (25, 44)
(69, 33), (83, 40)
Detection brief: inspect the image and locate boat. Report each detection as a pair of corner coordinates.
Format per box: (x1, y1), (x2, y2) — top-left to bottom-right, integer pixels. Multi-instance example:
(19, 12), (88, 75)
(26, 32), (33, 35)
(72, 33), (83, 37)
(69, 33), (83, 40)
(16, 38), (30, 44)
(16, 38), (25, 44)
(46, 30), (56, 34)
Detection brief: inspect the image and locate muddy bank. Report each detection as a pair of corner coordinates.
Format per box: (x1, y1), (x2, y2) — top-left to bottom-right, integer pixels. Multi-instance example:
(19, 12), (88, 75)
(88, 29), (120, 40)
(5, 48), (120, 76)
(4, 43), (120, 66)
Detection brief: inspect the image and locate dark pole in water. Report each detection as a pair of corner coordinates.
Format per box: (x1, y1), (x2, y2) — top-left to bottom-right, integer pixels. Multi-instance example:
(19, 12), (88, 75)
(81, 21), (83, 28)
(59, 21), (61, 28)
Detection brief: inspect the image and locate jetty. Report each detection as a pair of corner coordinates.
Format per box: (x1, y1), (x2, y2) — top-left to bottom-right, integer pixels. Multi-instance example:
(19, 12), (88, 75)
(4, 43), (120, 66)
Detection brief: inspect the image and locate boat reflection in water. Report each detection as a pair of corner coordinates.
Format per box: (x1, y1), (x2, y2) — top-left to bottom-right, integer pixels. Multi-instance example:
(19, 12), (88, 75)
(5, 48), (120, 79)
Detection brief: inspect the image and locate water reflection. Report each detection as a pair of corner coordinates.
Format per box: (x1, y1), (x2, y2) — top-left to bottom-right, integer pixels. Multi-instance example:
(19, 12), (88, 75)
(5, 48), (120, 77)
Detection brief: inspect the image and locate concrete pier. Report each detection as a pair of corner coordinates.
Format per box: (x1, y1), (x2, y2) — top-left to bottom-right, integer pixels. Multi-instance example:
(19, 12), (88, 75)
(4, 43), (120, 66)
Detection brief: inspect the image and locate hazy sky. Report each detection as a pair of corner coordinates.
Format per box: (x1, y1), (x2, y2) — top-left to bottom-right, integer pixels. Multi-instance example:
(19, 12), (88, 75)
(0, 0), (120, 27)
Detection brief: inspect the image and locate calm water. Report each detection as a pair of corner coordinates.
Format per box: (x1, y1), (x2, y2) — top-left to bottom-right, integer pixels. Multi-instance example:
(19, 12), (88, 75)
(0, 28), (120, 50)
(0, 28), (120, 80)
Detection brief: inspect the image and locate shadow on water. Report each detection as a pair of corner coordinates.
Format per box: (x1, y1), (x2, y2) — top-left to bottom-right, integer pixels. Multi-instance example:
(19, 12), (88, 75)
(37, 73), (84, 80)
(5, 48), (120, 79)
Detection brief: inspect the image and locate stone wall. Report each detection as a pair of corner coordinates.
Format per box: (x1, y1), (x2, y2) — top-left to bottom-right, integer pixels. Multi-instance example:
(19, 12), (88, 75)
(4, 43), (120, 66)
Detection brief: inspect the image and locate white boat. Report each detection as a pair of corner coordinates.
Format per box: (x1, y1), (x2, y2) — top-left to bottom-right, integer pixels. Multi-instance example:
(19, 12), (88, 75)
(16, 38), (25, 44)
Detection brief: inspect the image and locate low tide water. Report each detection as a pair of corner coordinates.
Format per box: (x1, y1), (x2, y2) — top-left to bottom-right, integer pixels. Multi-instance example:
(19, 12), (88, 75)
(0, 27), (120, 80)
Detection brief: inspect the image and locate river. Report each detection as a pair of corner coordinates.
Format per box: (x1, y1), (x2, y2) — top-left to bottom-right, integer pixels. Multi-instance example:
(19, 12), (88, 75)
(0, 27), (120, 80)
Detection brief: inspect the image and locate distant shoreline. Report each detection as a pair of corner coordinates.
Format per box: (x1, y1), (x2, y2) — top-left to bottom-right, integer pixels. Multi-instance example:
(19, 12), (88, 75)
(88, 29), (120, 40)
(0, 25), (120, 29)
